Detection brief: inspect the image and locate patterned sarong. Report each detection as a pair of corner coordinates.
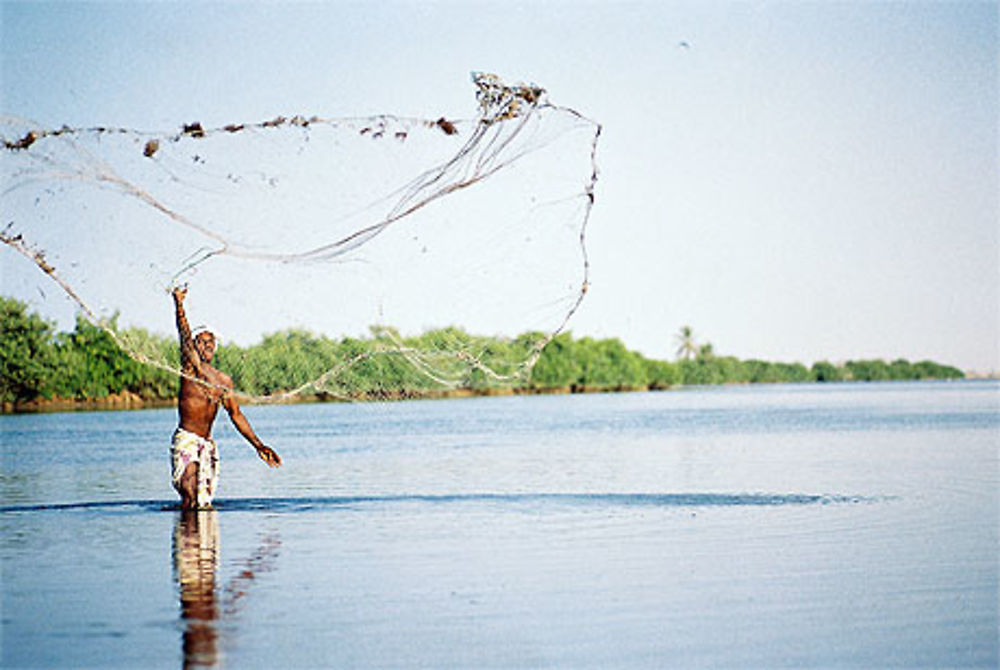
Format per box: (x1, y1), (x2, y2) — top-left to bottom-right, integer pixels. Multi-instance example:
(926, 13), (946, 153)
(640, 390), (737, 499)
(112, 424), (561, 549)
(171, 428), (219, 508)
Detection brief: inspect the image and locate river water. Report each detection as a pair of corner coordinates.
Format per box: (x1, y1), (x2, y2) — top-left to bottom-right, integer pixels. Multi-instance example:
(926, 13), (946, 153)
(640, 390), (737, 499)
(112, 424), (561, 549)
(2, 381), (998, 668)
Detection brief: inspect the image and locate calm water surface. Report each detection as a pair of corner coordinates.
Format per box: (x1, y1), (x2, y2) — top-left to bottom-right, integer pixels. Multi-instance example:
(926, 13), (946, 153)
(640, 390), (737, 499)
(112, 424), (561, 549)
(2, 381), (998, 668)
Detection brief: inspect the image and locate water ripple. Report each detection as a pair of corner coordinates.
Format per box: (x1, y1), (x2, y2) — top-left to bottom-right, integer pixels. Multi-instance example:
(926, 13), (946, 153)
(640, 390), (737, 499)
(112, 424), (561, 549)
(0, 492), (881, 514)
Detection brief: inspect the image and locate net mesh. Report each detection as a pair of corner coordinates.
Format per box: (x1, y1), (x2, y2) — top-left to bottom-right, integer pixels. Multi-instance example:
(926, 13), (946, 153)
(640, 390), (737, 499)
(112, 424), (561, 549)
(2, 73), (601, 402)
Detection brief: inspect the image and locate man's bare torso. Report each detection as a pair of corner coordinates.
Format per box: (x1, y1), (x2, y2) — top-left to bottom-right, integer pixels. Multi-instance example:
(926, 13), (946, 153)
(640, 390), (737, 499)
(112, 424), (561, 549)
(178, 365), (232, 439)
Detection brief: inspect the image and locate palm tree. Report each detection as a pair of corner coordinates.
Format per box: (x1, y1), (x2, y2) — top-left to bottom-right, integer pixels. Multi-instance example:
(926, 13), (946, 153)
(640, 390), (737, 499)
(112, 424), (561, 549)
(674, 326), (698, 361)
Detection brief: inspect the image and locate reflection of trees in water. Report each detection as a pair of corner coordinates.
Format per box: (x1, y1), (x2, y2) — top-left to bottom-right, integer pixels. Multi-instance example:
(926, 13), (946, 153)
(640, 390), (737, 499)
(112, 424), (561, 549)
(172, 510), (281, 669)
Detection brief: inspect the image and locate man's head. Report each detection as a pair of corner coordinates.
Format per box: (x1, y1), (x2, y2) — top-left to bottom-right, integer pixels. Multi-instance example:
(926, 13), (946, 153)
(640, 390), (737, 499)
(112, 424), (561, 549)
(193, 330), (216, 363)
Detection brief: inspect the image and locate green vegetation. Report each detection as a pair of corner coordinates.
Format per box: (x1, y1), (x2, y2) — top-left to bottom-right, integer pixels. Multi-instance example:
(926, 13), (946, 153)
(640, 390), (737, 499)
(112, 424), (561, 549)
(0, 297), (965, 410)
(1, 297), (177, 405)
(1, 297), (56, 404)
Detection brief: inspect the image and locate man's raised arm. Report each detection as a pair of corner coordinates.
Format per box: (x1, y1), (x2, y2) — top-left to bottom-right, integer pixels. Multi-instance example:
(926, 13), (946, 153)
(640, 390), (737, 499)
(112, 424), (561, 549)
(172, 286), (201, 374)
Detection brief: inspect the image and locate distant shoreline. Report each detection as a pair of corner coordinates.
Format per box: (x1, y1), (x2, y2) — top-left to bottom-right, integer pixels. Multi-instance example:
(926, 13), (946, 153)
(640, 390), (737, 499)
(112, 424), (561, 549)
(2, 297), (973, 414)
(1, 384), (627, 414)
(4, 377), (991, 416)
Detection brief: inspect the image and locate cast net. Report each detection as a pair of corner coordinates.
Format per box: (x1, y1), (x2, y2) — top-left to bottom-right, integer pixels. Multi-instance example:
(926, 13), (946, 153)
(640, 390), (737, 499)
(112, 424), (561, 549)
(2, 73), (600, 402)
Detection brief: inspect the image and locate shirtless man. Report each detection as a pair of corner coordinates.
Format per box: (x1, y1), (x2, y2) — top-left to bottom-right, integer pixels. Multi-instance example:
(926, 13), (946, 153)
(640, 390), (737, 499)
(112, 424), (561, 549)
(171, 286), (280, 508)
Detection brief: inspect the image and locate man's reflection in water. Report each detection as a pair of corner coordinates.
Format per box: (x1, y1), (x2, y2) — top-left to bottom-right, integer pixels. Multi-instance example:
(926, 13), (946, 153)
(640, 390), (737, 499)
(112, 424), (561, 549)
(172, 510), (283, 669)
(173, 510), (220, 669)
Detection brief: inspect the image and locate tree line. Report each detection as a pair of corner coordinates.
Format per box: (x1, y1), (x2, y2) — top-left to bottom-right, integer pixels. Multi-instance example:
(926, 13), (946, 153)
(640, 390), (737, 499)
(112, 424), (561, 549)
(1, 296), (964, 408)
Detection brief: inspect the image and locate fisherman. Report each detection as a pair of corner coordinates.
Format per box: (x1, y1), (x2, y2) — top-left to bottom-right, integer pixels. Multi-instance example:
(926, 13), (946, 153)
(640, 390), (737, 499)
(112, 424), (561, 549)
(171, 286), (280, 508)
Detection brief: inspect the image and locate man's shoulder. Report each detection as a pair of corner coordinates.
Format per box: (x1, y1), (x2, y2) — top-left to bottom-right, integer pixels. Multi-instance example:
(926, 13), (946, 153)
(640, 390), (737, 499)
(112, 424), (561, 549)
(208, 366), (234, 388)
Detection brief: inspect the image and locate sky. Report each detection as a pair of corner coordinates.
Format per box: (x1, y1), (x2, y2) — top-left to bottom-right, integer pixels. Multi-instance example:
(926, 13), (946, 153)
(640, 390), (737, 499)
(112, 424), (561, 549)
(2, 0), (998, 373)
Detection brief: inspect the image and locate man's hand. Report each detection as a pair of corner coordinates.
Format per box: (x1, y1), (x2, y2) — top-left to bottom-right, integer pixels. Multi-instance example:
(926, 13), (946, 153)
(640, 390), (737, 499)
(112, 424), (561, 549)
(256, 444), (282, 467)
(172, 285), (188, 303)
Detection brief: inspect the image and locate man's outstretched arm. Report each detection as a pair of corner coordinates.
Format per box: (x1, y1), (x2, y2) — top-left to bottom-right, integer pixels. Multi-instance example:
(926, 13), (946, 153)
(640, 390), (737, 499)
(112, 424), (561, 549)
(223, 393), (282, 467)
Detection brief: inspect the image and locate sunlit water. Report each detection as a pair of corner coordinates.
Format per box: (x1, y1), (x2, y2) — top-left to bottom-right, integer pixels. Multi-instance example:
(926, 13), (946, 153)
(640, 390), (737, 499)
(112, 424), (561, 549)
(2, 381), (998, 668)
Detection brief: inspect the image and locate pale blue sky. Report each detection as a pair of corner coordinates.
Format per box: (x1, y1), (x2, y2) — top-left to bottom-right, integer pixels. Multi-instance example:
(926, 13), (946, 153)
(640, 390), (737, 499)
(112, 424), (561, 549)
(2, 1), (997, 372)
